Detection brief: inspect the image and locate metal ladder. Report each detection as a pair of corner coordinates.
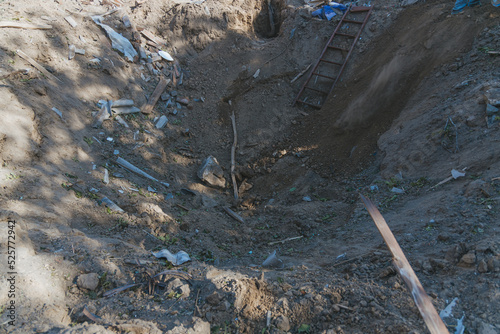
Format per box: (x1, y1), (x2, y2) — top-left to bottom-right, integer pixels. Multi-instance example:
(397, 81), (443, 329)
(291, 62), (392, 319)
(293, 6), (373, 109)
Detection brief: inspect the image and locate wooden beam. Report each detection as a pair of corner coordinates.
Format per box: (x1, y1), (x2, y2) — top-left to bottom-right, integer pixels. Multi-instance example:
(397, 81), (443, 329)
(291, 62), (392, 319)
(360, 194), (449, 334)
(16, 49), (62, 83)
(141, 76), (170, 114)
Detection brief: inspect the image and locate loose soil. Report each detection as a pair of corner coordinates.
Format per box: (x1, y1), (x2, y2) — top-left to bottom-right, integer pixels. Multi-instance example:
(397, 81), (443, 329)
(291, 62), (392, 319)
(0, 0), (499, 333)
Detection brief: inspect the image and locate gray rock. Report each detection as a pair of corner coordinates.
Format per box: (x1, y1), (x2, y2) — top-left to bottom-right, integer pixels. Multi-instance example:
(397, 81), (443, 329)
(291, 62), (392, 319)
(484, 88), (500, 106)
(166, 278), (190, 298)
(206, 291), (221, 306)
(487, 255), (500, 272)
(486, 104), (499, 116)
(458, 252), (476, 267)
(161, 92), (170, 101)
(478, 259), (488, 273)
(77, 273), (99, 291)
(275, 315), (290, 332)
(197, 156), (226, 188)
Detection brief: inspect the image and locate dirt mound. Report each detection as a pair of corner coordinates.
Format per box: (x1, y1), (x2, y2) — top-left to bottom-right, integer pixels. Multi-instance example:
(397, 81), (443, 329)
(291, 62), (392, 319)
(290, 0), (489, 178)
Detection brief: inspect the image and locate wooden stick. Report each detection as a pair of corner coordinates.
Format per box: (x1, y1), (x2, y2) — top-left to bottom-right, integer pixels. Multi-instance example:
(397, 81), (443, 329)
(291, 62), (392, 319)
(360, 194), (449, 334)
(83, 306), (102, 323)
(16, 50), (62, 83)
(230, 110), (239, 200)
(0, 21), (52, 30)
(141, 76), (170, 114)
(222, 206), (244, 224)
(335, 304), (355, 311)
(290, 64), (312, 83)
(176, 203), (190, 211)
(268, 236), (303, 245)
(430, 168), (467, 190)
(332, 251), (373, 267)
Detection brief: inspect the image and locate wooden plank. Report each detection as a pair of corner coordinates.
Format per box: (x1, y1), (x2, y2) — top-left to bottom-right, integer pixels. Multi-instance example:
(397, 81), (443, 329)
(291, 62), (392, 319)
(0, 21), (52, 30)
(141, 77), (170, 114)
(141, 29), (164, 45)
(16, 49), (62, 83)
(360, 194), (449, 334)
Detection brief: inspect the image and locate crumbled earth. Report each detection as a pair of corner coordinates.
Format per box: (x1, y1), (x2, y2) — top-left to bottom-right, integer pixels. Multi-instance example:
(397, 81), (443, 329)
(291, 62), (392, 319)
(0, 0), (499, 333)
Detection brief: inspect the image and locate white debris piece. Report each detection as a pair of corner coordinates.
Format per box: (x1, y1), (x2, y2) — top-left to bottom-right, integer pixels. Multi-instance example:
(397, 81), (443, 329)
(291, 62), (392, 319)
(152, 249), (190, 266)
(156, 115), (168, 129)
(158, 50), (174, 61)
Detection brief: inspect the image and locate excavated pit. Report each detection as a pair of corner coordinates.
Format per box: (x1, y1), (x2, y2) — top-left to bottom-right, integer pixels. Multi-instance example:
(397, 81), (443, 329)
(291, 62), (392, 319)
(253, 0), (285, 38)
(1, 0), (500, 333)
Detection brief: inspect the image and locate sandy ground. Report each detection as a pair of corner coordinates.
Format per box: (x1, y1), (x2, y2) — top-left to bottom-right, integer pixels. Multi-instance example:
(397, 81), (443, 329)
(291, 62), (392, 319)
(0, 0), (499, 333)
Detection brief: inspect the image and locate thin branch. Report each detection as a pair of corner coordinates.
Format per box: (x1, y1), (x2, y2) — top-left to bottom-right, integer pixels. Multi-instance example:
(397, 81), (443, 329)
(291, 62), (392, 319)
(230, 110), (239, 200)
(268, 236), (303, 245)
(223, 206), (244, 223)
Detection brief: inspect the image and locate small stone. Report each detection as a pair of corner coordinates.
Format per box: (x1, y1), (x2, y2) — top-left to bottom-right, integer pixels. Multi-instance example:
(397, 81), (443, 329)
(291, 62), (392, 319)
(484, 88), (500, 106)
(487, 255), (500, 272)
(166, 278), (186, 297)
(150, 53), (162, 62)
(77, 273), (99, 291)
(197, 156), (226, 188)
(161, 92), (170, 101)
(156, 115), (168, 129)
(206, 292), (221, 305)
(477, 259), (488, 273)
(486, 104), (499, 116)
(332, 304), (340, 312)
(458, 251), (476, 267)
(275, 315), (290, 332)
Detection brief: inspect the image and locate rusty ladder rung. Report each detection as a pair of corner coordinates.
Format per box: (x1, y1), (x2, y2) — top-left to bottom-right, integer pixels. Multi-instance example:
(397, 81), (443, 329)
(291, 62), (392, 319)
(327, 45), (350, 52)
(304, 86), (329, 94)
(296, 100), (322, 109)
(335, 32), (356, 38)
(319, 58), (343, 66)
(293, 5), (373, 108)
(342, 19), (363, 24)
(312, 72), (336, 80)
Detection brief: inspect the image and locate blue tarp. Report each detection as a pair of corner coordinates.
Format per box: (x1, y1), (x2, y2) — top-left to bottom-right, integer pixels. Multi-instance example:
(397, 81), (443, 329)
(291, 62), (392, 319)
(311, 3), (347, 20)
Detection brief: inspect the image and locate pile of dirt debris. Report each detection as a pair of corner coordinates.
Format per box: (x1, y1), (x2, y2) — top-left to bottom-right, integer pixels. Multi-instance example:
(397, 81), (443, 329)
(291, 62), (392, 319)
(0, 0), (499, 333)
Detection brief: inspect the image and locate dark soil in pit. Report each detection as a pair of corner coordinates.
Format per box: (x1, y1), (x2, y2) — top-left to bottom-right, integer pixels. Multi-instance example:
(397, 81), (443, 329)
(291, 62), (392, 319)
(0, 0), (499, 333)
